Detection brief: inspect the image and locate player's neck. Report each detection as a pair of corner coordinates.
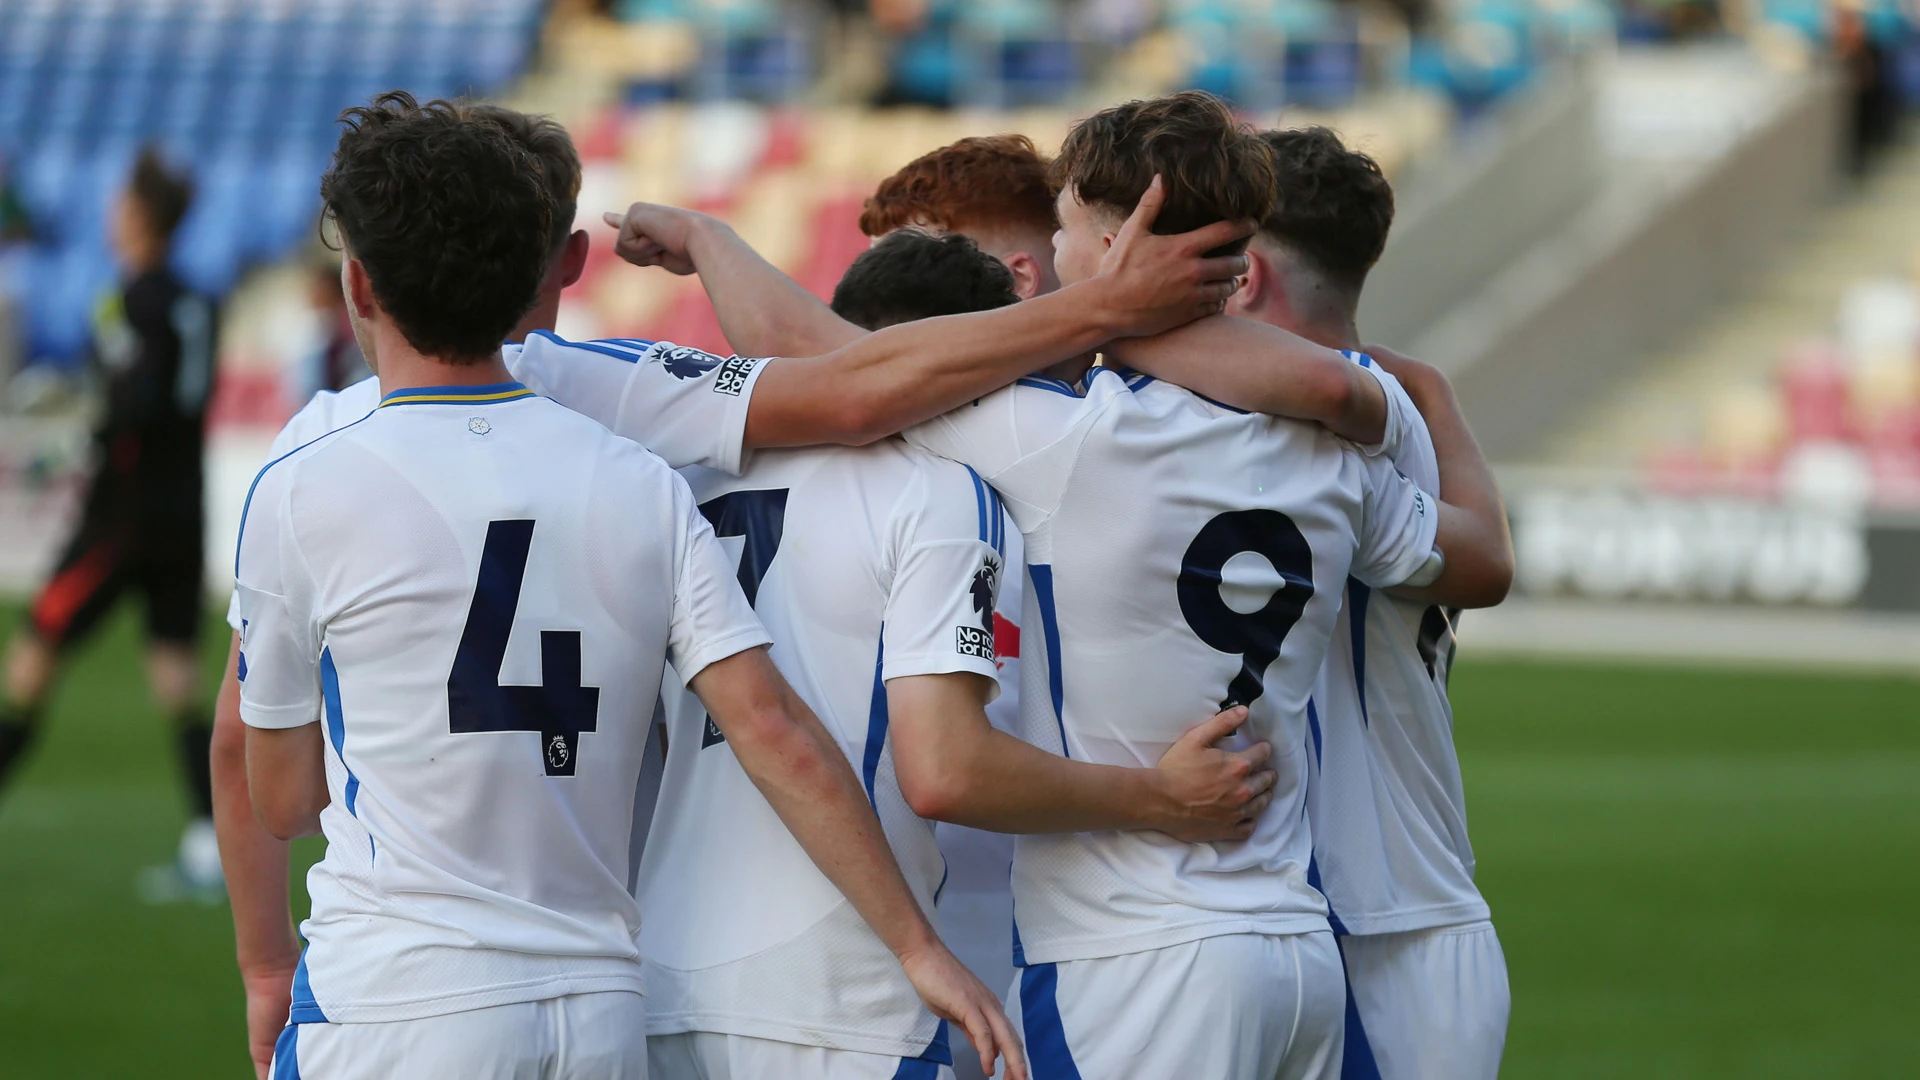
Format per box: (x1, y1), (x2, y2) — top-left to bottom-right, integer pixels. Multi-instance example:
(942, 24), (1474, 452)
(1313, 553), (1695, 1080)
(1042, 353), (1097, 383)
(371, 328), (514, 396)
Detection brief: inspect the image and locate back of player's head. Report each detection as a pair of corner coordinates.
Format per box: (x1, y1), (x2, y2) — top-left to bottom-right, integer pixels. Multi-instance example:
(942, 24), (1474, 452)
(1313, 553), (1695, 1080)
(1260, 127), (1394, 291)
(126, 145), (194, 243)
(1052, 90), (1273, 253)
(859, 135), (1058, 241)
(468, 104), (581, 255)
(320, 91), (555, 361)
(830, 230), (1021, 330)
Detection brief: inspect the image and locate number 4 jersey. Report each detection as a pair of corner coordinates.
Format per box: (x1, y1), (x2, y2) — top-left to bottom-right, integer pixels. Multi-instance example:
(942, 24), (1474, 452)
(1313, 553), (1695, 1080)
(905, 365), (1438, 966)
(234, 382), (770, 1023)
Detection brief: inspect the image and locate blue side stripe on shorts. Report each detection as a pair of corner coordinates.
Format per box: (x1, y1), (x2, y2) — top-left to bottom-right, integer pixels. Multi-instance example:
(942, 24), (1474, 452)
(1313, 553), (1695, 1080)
(1019, 964), (1083, 1079)
(271, 1023), (301, 1080)
(892, 1058), (940, 1080)
(1336, 937), (1385, 1080)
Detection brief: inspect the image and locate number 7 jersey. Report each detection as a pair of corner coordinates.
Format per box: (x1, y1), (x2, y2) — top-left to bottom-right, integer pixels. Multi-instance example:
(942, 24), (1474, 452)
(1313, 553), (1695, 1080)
(233, 382), (770, 1024)
(905, 366), (1438, 965)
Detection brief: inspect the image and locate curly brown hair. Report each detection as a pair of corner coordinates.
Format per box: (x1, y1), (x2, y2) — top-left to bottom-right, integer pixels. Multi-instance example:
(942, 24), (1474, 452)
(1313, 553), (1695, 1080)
(858, 134), (1058, 240)
(469, 104), (581, 255)
(320, 91), (555, 361)
(1052, 91), (1273, 254)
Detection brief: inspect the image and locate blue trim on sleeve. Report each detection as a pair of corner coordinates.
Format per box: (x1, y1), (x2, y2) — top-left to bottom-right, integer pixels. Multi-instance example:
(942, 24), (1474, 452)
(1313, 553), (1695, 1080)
(271, 1022), (302, 1079)
(289, 947), (328, 1023)
(526, 328), (652, 363)
(1015, 376), (1083, 397)
(1306, 697), (1323, 768)
(319, 648), (361, 817)
(1026, 564), (1068, 757)
(1019, 964), (1084, 1079)
(861, 634), (889, 807)
(965, 467), (990, 544)
(233, 408), (379, 577)
(1347, 580), (1371, 727)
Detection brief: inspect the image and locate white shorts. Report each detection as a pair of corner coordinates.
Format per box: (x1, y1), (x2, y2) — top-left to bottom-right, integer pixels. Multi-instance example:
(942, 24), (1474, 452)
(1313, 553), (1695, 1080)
(649, 1031), (955, 1079)
(1338, 922), (1510, 1080)
(999, 931), (1345, 1080)
(268, 991), (648, 1080)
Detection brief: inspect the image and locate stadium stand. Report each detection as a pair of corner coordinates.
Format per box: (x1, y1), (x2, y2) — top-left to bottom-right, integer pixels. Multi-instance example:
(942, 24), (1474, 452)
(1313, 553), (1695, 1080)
(0, 0), (546, 367)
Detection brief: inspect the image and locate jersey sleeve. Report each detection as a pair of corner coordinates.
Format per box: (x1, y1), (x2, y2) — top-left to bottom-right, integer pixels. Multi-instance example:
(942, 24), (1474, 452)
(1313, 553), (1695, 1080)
(664, 467), (774, 682)
(510, 333), (767, 475)
(1343, 354), (1422, 463)
(901, 378), (1107, 530)
(1351, 453), (1441, 590)
(878, 459), (1007, 698)
(234, 460), (324, 730)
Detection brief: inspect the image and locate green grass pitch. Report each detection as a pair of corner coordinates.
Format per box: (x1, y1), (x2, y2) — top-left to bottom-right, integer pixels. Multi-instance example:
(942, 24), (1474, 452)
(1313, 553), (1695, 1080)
(0, 605), (1915, 1077)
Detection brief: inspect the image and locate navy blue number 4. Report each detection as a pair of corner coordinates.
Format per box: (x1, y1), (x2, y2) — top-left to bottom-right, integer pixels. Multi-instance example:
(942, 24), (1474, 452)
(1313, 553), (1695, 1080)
(447, 520), (600, 776)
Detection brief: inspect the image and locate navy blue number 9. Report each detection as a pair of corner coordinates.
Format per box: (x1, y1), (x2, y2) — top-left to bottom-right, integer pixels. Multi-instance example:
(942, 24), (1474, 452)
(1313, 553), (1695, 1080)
(448, 520), (600, 776)
(1177, 509), (1316, 710)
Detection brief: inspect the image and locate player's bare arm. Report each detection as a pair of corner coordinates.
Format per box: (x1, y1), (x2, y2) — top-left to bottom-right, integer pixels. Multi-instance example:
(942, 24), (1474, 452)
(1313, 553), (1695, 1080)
(1102, 314), (1389, 444)
(602, 203), (865, 358)
(688, 645), (1029, 1080)
(604, 176), (1252, 449)
(209, 634), (298, 1078)
(245, 721), (327, 841)
(1366, 345), (1515, 609)
(888, 675), (1276, 842)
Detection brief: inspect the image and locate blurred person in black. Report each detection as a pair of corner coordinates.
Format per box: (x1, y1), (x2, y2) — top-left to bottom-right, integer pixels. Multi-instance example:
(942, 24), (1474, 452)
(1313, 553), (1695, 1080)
(0, 147), (221, 900)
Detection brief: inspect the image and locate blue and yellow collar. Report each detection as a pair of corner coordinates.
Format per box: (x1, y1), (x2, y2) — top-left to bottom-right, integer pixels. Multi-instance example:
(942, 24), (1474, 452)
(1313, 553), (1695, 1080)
(378, 382), (534, 408)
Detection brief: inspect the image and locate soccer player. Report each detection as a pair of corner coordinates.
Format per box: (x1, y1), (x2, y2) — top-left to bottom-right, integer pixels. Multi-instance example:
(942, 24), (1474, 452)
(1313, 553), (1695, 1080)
(215, 101), (1249, 1076)
(237, 93), (1018, 1079)
(900, 92), (1521, 1080)
(0, 147), (222, 897)
(209, 104), (597, 1077)
(1106, 128), (1514, 1080)
(597, 94), (1516, 1076)
(639, 228), (1276, 1080)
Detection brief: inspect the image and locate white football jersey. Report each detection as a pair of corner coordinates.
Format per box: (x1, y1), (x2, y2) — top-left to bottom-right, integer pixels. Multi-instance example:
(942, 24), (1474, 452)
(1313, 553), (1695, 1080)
(234, 381), (770, 1024)
(227, 335), (764, 634)
(636, 439), (1005, 1062)
(905, 365), (1438, 966)
(1308, 356), (1489, 935)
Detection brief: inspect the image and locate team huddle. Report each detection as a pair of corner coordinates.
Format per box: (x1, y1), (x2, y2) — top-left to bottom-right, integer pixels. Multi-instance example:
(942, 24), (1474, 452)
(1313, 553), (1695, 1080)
(216, 89), (1515, 1080)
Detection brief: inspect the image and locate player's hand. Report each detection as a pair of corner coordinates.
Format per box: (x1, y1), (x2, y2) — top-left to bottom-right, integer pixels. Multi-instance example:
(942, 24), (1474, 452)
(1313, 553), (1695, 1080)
(899, 941), (1029, 1080)
(1151, 706), (1277, 842)
(1093, 174), (1254, 338)
(600, 202), (713, 276)
(241, 961), (296, 1079)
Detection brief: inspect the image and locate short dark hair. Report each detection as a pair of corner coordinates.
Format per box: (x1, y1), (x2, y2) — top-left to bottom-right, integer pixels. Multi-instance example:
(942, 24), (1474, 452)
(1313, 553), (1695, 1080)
(127, 146), (194, 242)
(830, 230), (1021, 330)
(1052, 90), (1273, 254)
(859, 135), (1058, 240)
(1261, 127), (1394, 289)
(320, 91), (555, 361)
(469, 104), (581, 254)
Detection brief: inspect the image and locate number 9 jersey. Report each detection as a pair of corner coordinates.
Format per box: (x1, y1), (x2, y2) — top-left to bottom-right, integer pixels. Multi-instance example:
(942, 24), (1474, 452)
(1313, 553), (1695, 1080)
(233, 382), (770, 1024)
(904, 366), (1437, 967)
